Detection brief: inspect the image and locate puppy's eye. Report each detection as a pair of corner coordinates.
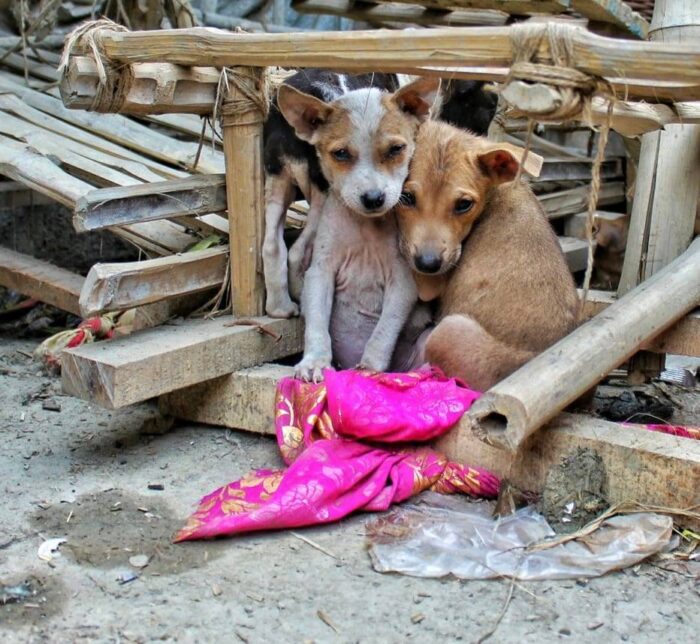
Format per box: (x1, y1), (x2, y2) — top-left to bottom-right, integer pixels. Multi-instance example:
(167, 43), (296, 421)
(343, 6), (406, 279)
(454, 198), (474, 215)
(386, 143), (406, 159)
(331, 148), (351, 161)
(400, 191), (416, 207)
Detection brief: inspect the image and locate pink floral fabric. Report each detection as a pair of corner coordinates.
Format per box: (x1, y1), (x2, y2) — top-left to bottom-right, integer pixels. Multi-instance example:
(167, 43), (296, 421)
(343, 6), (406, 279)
(174, 367), (498, 542)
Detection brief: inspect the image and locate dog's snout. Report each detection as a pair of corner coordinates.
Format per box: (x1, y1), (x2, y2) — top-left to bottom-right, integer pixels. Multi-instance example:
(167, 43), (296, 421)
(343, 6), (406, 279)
(414, 252), (443, 274)
(360, 190), (386, 211)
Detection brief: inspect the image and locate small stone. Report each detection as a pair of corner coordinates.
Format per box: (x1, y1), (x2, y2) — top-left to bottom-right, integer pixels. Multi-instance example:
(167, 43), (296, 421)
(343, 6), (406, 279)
(42, 399), (61, 412)
(129, 554), (150, 569)
(411, 613), (425, 624)
(558, 628), (571, 637)
(148, 483), (164, 491)
(244, 605), (254, 614)
(211, 584), (223, 597)
(587, 622), (604, 631)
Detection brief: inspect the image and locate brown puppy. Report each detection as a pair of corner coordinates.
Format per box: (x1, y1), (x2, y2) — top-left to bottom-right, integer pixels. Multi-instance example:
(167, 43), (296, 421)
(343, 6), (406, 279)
(395, 120), (580, 391)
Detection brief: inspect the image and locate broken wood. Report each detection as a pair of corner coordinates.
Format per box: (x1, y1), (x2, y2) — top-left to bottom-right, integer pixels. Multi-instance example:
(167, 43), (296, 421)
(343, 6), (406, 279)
(539, 182), (625, 219)
(79, 246), (229, 317)
(559, 236), (590, 273)
(74, 175), (227, 231)
(162, 363), (700, 511)
(0, 247), (84, 316)
(61, 316), (303, 408)
(466, 237), (700, 453)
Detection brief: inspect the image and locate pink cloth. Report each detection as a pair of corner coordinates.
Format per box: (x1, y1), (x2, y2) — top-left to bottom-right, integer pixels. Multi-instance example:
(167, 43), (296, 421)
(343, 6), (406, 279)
(174, 367), (498, 542)
(631, 423), (700, 441)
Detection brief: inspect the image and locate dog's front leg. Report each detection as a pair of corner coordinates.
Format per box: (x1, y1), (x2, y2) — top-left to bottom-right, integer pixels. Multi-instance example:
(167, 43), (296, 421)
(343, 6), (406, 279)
(263, 173), (298, 318)
(294, 246), (336, 383)
(288, 186), (326, 302)
(359, 261), (418, 373)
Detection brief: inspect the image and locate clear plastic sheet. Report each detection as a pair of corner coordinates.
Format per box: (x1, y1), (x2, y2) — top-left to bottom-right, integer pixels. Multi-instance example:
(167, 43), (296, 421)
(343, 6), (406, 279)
(366, 493), (673, 581)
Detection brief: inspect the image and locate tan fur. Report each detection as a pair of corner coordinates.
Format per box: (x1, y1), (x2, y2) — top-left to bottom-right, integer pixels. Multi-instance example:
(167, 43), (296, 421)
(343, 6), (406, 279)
(396, 121), (580, 391)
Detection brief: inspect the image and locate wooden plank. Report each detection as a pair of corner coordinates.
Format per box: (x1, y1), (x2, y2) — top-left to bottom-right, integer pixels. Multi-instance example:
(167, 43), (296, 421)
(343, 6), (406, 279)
(74, 175), (226, 231)
(61, 316), (303, 409)
(91, 24), (700, 92)
(0, 247), (84, 316)
(539, 182), (625, 219)
(437, 412), (700, 510)
(79, 247), (228, 317)
(163, 363), (700, 511)
(378, 0), (569, 14)
(582, 289), (700, 358)
(291, 0), (509, 26)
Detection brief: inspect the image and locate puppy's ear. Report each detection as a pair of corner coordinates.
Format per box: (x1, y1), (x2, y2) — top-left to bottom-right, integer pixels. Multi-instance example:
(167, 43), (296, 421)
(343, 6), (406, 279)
(277, 85), (334, 143)
(391, 77), (441, 120)
(478, 144), (544, 184)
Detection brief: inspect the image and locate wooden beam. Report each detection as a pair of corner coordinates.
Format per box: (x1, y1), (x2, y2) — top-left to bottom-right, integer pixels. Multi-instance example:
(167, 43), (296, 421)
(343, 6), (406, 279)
(221, 67), (266, 317)
(582, 290), (700, 358)
(74, 175), (227, 231)
(162, 363), (700, 511)
(291, 0), (509, 26)
(79, 247), (229, 317)
(0, 247), (84, 316)
(571, 0), (649, 38)
(61, 316), (303, 409)
(83, 23), (700, 94)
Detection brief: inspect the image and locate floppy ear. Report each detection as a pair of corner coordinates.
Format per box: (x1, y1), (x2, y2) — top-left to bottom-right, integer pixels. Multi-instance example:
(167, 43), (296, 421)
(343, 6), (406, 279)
(277, 85), (334, 143)
(478, 144), (544, 184)
(391, 77), (441, 120)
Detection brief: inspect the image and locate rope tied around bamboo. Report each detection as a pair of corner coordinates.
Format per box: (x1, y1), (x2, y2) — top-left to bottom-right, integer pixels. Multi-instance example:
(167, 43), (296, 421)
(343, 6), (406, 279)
(500, 22), (616, 310)
(58, 19), (135, 113)
(214, 66), (269, 129)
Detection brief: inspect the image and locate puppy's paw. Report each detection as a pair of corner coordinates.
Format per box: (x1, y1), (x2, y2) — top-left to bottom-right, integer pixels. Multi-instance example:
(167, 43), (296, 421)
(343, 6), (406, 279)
(295, 354), (333, 383)
(357, 350), (389, 374)
(265, 295), (300, 319)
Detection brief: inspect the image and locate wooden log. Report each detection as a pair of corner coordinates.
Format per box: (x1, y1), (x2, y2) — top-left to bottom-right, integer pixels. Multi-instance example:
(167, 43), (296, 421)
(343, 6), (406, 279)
(617, 0), (700, 382)
(79, 246), (229, 317)
(0, 247), (84, 316)
(582, 290), (700, 358)
(61, 316), (303, 408)
(79, 24), (700, 96)
(465, 237), (700, 453)
(161, 363), (700, 511)
(221, 67), (266, 317)
(74, 175), (226, 231)
(291, 0), (508, 26)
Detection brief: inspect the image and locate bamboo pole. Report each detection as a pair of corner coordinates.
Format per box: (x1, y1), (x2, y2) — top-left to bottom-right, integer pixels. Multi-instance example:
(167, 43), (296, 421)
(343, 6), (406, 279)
(73, 24), (700, 94)
(220, 67), (266, 316)
(617, 0), (700, 382)
(466, 237), (700, 454)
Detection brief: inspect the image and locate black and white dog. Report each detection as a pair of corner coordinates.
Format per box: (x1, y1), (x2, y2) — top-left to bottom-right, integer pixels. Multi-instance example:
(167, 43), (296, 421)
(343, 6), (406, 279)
(262, 71), (497, 319)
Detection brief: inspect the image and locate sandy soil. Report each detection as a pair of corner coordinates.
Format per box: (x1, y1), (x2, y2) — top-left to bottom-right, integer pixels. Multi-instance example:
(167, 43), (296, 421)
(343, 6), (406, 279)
(1, 336), (698, 644)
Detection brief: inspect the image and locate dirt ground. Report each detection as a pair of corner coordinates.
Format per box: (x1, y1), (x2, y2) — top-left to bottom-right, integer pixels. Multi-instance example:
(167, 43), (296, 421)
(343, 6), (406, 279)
(1, 335), (699, 644)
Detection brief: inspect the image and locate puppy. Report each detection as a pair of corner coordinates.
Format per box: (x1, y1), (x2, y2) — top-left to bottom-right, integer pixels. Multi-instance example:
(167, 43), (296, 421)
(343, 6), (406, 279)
(277, 78), (440, 381)
(395, 121), (580, 391)
(437, 80), (498, 136)
(263, 70), (398, 318)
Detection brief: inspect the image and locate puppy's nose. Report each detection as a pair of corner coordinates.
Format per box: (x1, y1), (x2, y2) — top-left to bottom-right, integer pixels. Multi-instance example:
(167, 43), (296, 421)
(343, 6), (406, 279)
(414, 252), (443, 274)
(361, 190), (385, 211)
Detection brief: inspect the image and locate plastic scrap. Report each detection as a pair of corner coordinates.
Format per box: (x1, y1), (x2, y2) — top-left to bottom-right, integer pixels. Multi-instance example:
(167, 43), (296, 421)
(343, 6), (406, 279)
(37, 538), (67, 563)
(366, 492), (673, 581)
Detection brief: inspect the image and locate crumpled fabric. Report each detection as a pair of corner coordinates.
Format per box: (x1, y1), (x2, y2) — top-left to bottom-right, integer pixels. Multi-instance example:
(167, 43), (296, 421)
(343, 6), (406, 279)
(174, 367), (499, 542)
